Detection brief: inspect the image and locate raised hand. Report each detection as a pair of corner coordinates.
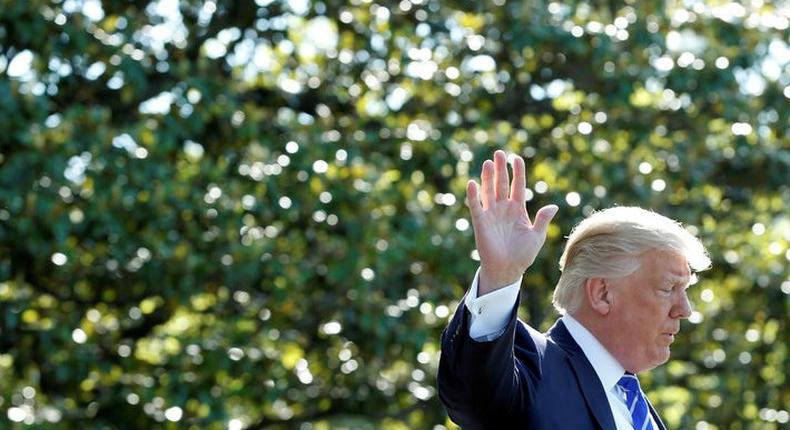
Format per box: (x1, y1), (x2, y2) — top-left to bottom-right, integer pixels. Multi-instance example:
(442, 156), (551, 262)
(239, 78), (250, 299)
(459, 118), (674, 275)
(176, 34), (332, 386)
(466, 150), (559, 296)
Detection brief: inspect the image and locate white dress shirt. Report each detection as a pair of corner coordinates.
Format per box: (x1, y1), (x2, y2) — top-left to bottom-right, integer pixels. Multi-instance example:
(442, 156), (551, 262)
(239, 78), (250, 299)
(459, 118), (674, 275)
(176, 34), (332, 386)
(464, 269), (658, 430)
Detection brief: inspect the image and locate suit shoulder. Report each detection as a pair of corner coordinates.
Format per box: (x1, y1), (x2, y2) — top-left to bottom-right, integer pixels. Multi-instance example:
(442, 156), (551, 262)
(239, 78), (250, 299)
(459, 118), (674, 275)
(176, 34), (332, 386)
(516, 318), (549, 352)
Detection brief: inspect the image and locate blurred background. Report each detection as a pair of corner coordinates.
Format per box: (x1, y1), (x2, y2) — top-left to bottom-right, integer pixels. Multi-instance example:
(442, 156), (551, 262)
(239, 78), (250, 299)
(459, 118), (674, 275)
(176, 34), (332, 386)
(0, 0), (788, 428)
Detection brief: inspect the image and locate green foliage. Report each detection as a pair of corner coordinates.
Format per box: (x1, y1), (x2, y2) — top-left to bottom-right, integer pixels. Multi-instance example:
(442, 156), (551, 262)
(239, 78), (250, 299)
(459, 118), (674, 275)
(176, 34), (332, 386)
(0, 0), (787, 428)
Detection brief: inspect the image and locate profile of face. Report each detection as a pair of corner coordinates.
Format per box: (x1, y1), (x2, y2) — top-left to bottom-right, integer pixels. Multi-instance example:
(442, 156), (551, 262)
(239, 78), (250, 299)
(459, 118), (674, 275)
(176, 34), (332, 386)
(602, 250), (693, 374)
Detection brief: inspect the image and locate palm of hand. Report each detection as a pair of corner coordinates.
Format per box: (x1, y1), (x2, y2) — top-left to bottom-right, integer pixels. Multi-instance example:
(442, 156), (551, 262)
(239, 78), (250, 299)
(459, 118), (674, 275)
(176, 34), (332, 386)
(475, 203), (545, 274)
(466, 151), (558, 295)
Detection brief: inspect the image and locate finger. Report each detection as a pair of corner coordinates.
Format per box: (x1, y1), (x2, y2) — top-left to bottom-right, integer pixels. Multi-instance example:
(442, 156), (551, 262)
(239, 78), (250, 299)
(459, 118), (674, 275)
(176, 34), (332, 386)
(481, 159), (495, 209)
(510, 155), (526, 203)
(533, 204), (559, 234)
(465, 180), (483, 220)
(494, 150), (509, 201)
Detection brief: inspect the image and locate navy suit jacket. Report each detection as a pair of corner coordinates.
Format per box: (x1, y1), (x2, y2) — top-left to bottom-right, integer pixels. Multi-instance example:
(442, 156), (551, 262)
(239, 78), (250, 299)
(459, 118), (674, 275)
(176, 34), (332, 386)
(437, 295), (667, 429)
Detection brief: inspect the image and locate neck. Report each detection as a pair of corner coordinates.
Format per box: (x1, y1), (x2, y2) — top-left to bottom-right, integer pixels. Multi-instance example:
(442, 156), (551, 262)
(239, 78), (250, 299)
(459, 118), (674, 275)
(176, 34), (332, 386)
(570, 308), (628, 369)
(569, 308), (602, 338)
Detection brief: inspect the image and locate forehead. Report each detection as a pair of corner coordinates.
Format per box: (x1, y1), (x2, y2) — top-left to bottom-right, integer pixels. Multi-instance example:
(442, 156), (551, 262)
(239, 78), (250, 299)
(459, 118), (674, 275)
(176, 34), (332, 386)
(643, 250), (691, 281)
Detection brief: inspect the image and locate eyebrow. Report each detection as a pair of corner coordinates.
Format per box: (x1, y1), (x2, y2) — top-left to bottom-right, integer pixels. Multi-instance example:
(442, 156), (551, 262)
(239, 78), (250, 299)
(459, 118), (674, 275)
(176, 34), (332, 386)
(666, 273), (695, 285)
(665, 272), (698, 287)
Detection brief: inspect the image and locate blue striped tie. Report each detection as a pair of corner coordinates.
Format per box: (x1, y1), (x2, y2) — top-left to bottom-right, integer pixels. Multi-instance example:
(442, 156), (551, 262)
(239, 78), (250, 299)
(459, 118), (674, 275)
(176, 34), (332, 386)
(617, 373), (655, 430)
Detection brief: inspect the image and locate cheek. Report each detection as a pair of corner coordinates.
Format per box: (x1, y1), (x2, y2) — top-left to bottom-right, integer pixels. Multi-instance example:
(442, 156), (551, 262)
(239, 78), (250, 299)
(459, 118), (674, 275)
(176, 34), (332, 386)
(629, 299), (670, 339)
(620, 310), (653, 339)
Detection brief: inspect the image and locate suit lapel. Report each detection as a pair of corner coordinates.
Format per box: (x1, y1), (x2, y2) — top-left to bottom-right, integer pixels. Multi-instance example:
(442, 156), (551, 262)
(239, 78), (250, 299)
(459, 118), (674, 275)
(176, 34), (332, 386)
(548, 320), (617, 430)
(646, 396), (667, 430)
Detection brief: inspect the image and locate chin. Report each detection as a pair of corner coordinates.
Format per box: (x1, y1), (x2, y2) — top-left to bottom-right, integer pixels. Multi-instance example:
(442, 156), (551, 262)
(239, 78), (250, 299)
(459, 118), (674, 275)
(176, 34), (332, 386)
(654, 349), (671, 366)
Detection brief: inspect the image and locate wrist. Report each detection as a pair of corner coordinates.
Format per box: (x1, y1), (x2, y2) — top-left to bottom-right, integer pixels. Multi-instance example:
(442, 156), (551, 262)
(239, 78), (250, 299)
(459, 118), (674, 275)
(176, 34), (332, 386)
(478, 268), (522, 296)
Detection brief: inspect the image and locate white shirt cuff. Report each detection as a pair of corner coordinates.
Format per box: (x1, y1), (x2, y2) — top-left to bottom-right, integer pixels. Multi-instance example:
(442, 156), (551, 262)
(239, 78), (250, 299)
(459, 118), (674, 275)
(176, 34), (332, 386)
(464, 268), (522, 341)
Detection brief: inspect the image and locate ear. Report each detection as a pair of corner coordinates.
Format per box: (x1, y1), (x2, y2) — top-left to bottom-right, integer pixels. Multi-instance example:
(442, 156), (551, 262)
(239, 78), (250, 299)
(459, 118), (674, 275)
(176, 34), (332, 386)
(584, 277), (612, 315)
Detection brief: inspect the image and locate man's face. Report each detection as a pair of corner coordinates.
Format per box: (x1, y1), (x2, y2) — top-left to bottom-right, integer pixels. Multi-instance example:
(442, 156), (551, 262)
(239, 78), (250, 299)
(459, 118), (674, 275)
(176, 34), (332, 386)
(605, 250), (693, 373)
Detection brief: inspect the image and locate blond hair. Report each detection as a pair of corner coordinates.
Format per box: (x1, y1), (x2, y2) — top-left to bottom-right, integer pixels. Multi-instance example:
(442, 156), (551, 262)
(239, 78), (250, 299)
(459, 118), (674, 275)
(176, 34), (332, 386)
(552, 206), (710, 315)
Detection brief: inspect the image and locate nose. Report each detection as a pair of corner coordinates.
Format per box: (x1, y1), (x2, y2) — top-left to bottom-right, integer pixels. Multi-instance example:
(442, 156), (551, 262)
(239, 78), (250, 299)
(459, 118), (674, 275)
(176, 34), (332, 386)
(670, 290), (692, 319)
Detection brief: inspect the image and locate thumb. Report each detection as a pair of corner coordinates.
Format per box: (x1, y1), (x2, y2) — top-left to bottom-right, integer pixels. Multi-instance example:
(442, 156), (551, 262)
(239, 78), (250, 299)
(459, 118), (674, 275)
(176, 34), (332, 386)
(533, 204), (559, 233)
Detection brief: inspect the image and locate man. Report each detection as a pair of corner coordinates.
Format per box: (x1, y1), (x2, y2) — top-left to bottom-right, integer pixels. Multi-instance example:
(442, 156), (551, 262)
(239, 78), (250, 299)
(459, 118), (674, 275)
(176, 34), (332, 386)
(437, 150), (710, 429)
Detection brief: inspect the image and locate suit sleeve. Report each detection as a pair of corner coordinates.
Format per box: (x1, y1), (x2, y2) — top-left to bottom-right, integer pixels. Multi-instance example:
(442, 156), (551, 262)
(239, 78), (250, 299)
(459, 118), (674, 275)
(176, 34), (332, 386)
(437, 291), (543, 428)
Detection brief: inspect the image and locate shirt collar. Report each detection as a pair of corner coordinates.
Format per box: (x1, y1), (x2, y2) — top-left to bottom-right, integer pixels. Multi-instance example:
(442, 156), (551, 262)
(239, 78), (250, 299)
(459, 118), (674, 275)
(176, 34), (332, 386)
(561, 313), (625, 392)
